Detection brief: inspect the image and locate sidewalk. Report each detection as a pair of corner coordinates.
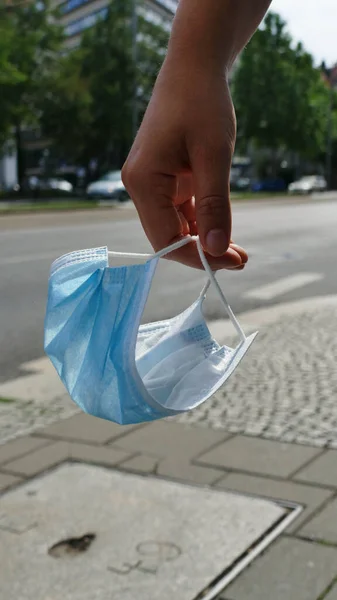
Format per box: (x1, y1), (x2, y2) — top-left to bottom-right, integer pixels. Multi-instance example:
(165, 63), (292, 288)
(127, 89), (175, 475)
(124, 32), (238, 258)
(1, 296), (337, 599)
(0, 415), (337, 599)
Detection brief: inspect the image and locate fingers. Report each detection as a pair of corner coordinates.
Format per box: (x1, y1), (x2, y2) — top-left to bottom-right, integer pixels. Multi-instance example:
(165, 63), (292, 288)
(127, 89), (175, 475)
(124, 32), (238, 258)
(190, 140), (233, 257)
(122, 152), (245, 270)
(122, 164), (184, 251)
(186, 83), (235, 259)
(230, 243), (248, 264)
(165, 240), (246, 271)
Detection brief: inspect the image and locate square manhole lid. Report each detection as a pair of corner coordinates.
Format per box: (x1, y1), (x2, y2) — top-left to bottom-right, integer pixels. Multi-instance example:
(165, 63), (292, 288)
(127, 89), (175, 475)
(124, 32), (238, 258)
(0, 463), (289, 600)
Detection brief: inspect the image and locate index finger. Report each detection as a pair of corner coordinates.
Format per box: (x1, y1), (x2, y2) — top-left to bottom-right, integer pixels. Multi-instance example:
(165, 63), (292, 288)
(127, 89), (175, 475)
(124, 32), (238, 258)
(122, 165), (242, 269)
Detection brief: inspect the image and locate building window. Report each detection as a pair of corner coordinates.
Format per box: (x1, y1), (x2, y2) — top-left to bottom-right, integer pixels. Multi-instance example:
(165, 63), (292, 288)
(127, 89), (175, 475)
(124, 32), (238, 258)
(153, 0), (178, 14)
(140, 7), (171, 31)
(60, 0), (177, 18)
(64, 6), (108, 36)
(60, 0), (90, 15)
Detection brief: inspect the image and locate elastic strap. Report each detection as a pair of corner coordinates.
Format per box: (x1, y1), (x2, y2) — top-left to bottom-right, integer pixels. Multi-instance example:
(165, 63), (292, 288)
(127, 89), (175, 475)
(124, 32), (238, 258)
(109, 235), (246, 342)
(107, 235), (195, 261)
(194, 237), (246, 342)
(108, 250), (153, 259)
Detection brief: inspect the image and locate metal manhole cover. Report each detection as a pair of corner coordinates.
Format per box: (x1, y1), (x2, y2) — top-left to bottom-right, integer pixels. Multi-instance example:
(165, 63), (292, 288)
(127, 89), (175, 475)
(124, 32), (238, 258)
(0, 463), (297, 600)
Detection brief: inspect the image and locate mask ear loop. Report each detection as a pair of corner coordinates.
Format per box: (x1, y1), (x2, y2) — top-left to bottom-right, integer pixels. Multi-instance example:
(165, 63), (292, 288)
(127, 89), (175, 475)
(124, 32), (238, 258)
(108, 250), (154, 260)
(194, 237), (246, 343)
(108, 235), (246, 343)
(153, 235), (247, 344)
(107, 236), (195, 261)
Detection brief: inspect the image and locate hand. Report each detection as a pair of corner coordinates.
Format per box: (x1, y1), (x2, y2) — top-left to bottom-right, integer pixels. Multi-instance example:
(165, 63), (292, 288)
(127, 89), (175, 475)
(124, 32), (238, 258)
(122, 60), (248, 270)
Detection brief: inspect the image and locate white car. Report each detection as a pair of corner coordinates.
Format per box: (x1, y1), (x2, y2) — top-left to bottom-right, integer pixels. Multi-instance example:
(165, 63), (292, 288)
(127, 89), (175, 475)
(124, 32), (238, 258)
(47, 178), (73, 193)
(86, 170), (129, 201)
(288, 176), (327, 194)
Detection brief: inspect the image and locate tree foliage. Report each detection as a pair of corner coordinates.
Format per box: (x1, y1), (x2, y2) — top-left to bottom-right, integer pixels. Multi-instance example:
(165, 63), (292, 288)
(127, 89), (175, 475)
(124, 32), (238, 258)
(2, 5), (333, 181)
(41, 0), (169, 172)
(232, 12), (332, 160)
(0, 1), (63, 179)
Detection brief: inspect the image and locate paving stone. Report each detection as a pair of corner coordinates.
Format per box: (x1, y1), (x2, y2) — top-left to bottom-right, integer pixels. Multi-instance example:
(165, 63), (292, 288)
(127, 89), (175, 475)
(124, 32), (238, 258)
(0, 472), (22, 492)
(294, 450), (337, 487)
(223, 537), (337, 600)
(69, 442), (133, 468)
(216, 473), (333, 532)
(121, 454), (159, 474)
(178, 302), (337, 450)
(157, 458), (222, 485)
(34, 413), (141, 444)
(5, 300), (337, 450)
(0, 436), (51, 465)
(300, 498), (337, 543)
(114, 421), (228, 459)
(2, 442), (69, 477)
(196, 436), (321, 478)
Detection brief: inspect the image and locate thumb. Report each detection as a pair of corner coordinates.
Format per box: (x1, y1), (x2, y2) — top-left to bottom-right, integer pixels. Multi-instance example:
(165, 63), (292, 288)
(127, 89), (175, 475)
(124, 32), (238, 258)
(192, 144), (232, 257)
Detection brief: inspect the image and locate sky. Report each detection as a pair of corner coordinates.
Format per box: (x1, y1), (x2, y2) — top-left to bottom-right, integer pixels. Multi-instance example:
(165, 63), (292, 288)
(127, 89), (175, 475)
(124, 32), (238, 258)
(271, 0), (336, 65)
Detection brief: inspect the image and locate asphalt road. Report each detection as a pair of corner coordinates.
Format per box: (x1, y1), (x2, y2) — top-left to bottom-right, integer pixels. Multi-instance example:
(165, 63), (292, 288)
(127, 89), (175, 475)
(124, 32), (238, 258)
(1, 195), (337, 382)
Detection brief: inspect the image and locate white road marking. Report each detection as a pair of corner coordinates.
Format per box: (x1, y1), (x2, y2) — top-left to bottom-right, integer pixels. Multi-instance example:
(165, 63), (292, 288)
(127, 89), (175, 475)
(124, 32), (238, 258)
(244, 273), (323, 301)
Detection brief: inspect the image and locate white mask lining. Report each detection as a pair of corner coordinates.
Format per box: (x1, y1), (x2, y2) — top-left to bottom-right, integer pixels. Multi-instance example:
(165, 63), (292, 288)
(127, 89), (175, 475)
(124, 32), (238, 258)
(108, 235), (246, 343)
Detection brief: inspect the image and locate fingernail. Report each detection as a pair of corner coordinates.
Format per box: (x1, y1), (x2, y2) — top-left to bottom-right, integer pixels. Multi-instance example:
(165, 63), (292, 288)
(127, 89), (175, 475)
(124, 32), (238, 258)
(205, 229), (229, 257)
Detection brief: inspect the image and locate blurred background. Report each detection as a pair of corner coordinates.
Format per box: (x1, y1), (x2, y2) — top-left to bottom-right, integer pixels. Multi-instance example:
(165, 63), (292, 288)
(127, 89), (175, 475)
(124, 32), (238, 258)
(0, 0), (336, 199)
(1, 0), (337, 446)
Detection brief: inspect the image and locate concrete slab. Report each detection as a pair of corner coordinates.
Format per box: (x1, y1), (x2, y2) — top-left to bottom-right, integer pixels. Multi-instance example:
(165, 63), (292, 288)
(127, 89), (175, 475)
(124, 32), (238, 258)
(0, 471), (22, 491)
(36, 413), (142, 444)
(2, 441), (69, 477)
(223, 538), (337, 600)
(301, 498), (337, 543)
(114, 420), (229, 459)
(0, 435), (51, 465)
(294, 450), (337, 487)
(215, 473), (334, 532)
(0, 463), (286, 600)
(197, 436), (320, 478)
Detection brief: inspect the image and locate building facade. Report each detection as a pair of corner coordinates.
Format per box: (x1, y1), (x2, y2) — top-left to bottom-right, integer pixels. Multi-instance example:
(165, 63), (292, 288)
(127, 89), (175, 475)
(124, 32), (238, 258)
(52, 0), (178, 51)
(0, 0), (178, 188)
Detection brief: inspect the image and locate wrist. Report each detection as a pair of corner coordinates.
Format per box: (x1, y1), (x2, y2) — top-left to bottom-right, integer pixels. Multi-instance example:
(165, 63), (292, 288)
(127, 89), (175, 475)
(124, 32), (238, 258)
(161, 47), (230, 89)
(165, 0), (272, 77)
(164, 45), (231, 81)
(166, 4), (234, 77)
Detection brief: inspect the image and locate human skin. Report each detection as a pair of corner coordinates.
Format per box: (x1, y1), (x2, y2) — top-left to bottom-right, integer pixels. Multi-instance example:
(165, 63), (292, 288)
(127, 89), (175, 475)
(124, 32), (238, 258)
(122, 0), (272, 270)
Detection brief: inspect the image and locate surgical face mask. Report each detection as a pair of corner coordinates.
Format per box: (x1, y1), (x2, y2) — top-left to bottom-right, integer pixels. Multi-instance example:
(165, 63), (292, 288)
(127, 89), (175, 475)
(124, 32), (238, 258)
(44, 236), (257, 425)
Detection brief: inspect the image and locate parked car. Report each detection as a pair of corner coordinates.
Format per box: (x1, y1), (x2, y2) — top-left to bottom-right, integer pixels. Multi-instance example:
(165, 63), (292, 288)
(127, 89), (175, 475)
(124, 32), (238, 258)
(231, 177), (251, 192)
(86, 170), (129, 201)
(251, 178), (287, 193)
(44, 178), (73, 193)
(288, 175), (327, 194)
(9, 177), (73, 197)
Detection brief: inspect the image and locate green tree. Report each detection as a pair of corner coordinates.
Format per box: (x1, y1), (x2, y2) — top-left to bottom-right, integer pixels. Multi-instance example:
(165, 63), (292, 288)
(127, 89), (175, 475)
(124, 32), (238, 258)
(232, 12), (331, 164)
(40, 51), (93, 170)
(41, 0), (169, 174)
(0, 17), (25, 148)
(0, 1), (63, 184)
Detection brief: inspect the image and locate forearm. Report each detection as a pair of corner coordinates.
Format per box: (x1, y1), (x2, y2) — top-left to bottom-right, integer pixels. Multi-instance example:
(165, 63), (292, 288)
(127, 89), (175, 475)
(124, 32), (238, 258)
(167, 0), (272, 74)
